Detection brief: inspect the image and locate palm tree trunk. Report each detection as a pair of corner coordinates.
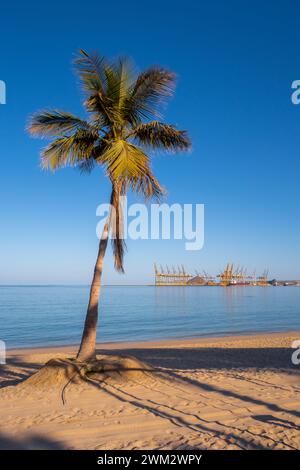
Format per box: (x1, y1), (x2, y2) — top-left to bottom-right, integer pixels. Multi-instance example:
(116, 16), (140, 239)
(77, 221), (109, 362)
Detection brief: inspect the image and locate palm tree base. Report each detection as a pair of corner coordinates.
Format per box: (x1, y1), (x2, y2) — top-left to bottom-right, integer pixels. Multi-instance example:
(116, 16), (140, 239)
(16, 355), (154, 398)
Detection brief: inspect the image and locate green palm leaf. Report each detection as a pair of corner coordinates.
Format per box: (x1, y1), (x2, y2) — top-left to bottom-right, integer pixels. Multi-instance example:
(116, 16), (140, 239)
(40, 130), (98, 170)
(28, 110), (93, 137)
(124, 68), (176, 124)
(129, 121), (191, 151)
(99, 139), (150, 180)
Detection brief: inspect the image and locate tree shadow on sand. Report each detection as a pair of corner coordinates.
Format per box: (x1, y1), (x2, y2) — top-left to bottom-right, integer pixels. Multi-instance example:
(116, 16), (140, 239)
(95, 346), (300, 372)
(85, 368), (300, 450)
(0, 431), (65, 450)
(0, 357), (40, 388)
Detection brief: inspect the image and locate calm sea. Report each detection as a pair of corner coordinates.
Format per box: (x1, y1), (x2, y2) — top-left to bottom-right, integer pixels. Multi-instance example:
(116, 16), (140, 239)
(0, 285), (300, 349)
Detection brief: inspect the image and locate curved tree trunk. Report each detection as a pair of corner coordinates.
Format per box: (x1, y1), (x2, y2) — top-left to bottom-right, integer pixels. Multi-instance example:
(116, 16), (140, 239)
(77, 222), (109, 362)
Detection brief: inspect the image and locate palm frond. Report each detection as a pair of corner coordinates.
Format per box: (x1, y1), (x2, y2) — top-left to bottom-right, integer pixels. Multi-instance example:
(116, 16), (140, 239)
(77, 158), (96, 174)
(98, 139), (150, 180)
(74, 50), (114, 124)
(128, 121), (191, 152)
(95, 58), (136, 126)
(124, 68), (176, 124)
(74, 49), (108, 95)
(99, 140), (165, 200)
(40, 130), (99, 170)
(28, 110), (92, 137)
(106, 58), (133, 105)
(130, 171), (165, 201)
(77, 139), (109, 173)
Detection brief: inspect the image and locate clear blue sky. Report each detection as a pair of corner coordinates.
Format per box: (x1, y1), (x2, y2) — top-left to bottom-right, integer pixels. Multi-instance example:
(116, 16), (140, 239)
(0, 0), (300, 284)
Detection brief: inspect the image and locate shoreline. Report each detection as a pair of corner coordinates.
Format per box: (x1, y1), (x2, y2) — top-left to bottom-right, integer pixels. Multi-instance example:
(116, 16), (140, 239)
(6, 329), (300, 356)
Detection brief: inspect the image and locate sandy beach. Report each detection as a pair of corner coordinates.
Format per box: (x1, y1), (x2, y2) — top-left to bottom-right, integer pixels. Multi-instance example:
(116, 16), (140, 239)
(0, 331), (300, 450)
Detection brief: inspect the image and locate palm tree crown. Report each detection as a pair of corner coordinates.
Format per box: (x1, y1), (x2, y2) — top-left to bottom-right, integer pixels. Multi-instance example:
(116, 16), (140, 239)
(28, 50), (191, 272)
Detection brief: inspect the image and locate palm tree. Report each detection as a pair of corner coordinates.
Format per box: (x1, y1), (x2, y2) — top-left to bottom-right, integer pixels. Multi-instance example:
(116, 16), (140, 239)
(28, 50), (191, 362)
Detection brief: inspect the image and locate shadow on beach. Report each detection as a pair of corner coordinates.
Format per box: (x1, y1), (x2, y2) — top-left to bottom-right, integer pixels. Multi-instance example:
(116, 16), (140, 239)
(0, 431), (65, 450)
(96, 346), (300, 372)
(0, 357), (40, 388)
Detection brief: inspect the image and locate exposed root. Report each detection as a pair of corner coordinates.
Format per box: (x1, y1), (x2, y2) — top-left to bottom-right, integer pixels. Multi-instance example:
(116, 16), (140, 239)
(16, 354), (155, 404)
(85, 354), (154, 381)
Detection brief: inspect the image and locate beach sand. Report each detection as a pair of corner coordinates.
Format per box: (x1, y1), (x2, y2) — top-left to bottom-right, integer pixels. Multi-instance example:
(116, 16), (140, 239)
(0, 331), (300, 450)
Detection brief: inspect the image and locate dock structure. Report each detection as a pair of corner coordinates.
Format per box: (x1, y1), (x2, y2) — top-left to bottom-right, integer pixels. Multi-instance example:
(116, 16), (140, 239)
(154, 262), (277, 286)
(154, 264), (195, 285)
(217, 263), (257, 286)
(257, 269), (269, 286)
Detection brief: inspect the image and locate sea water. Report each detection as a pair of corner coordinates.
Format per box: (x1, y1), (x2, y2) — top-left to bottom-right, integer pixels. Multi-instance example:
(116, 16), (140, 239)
(0, 285), (299, 349)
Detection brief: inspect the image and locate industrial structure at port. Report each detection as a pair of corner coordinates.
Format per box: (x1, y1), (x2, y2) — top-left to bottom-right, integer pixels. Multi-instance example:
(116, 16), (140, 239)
(154, 263), (300, 287)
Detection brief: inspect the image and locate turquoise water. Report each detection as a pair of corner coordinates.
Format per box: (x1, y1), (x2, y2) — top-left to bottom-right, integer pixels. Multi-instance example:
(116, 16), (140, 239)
(0, 285), (300, 349)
